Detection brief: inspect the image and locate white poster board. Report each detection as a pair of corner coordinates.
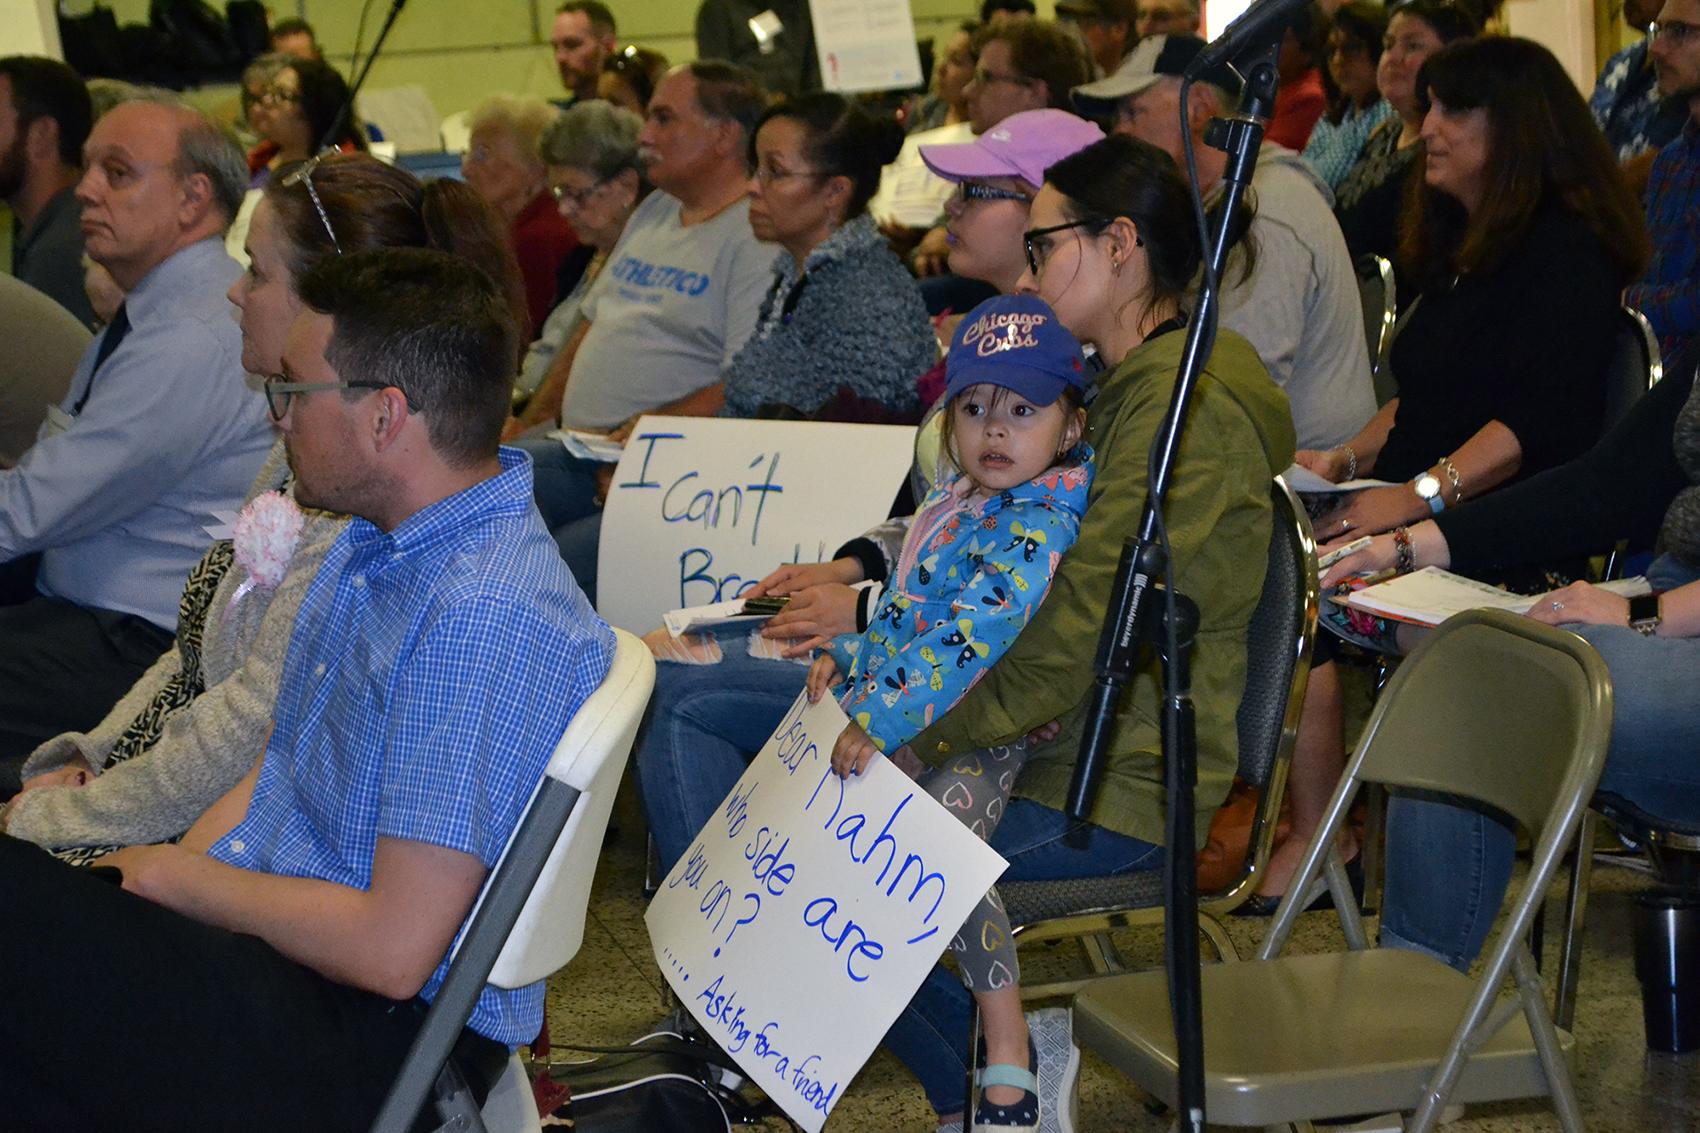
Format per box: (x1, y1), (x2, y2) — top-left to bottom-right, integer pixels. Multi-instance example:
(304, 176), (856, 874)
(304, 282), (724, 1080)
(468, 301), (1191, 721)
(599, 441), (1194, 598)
(809, 0), (925, 93)
(647, 692), (1008, 1132)
(596, 417), (915, 632)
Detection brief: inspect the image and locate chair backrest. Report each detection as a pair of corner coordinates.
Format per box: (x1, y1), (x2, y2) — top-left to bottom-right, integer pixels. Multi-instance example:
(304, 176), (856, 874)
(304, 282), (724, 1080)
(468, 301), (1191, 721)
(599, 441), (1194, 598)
(487, 627), (656, 988)
(0, 274), (90, 465)
(369, 627), (657, 1133)
(1354, 611), (1611, 843)
(1210, 477), (1319, 904)
(1235, 477), (1320, 790)
(1262, 608), (1613, 965)
(1602, 305), (1662, 429)
(1355, 254), (1397, 404)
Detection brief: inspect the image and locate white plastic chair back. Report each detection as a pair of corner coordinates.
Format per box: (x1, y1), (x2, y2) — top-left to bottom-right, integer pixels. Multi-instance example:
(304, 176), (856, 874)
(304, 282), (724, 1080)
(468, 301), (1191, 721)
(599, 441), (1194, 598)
(487, 627), (655, 988)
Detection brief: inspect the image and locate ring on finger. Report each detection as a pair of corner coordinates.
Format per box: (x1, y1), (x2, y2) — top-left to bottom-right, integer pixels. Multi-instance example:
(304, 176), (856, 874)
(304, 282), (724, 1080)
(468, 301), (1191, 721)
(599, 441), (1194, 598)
(1551, 600), (1564, 612)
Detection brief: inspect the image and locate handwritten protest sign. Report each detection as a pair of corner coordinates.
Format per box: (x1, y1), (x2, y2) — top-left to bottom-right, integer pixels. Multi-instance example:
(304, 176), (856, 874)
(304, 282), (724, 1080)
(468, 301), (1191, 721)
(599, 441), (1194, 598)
(809, 0), (924, 93)
(646, 692), (1008, 1132)
(596, 417), (915, 632)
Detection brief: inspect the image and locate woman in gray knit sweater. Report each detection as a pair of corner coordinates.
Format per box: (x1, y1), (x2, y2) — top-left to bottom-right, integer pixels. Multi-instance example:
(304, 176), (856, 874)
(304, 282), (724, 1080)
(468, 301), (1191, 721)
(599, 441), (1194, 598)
(3, 155), (522, 858)
(724, 93), (939, 419)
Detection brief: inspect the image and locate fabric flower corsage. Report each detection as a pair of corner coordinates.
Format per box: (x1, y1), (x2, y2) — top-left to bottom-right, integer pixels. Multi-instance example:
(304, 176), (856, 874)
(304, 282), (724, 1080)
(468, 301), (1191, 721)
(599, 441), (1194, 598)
(227, 491), (304, 619)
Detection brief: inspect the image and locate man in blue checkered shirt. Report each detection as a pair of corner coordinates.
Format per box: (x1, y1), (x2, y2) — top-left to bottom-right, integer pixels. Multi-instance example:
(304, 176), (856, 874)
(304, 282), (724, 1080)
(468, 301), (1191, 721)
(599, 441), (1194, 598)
(0, 248), (614, 1131)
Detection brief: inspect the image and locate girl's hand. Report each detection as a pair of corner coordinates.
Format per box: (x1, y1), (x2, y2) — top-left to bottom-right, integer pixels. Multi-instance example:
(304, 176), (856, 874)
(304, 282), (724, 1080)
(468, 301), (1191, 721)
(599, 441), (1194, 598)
(1313, 484), (1421, 543)
(1025, 719), (1062, 745)
(1525, 580), (1631, 628)
(763, 584), (860, 658)
(1319, 532), (1400, 588)
(747, 558), (862, 598)
(806, 653), (840, 702)
(1295, 447), (1349, 483)
(831, 722), (881, 779)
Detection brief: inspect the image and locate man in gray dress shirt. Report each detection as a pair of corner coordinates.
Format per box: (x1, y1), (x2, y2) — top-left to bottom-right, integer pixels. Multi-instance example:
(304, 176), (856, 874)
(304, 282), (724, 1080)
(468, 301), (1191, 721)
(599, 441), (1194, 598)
(0, 98), (273, 789)
(0, 56), (96, 327)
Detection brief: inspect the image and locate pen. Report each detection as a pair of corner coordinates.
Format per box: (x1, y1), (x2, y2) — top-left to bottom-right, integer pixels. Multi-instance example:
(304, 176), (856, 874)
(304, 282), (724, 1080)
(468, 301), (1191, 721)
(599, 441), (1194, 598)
(1318, 535), (1373, 570)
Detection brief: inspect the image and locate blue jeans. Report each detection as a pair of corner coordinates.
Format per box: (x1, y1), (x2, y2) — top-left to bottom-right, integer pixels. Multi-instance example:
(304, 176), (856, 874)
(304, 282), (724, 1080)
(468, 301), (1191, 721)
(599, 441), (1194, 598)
(635, 644), (809, 874)
(517, 436), (605, 603)
(632, 652), (1163, 1117)
(887, 804), (1163, 1115)
(1382, 552), (1700, 969)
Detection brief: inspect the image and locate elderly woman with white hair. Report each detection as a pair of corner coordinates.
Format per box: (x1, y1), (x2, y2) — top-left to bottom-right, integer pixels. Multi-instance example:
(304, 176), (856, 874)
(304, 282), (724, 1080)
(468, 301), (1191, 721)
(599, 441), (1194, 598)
(462, 93), (580, 338)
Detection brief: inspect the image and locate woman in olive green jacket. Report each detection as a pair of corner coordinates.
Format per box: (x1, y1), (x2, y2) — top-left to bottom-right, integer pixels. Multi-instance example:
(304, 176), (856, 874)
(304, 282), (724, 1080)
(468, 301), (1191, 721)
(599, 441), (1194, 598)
(878, 134), (1296, 1129)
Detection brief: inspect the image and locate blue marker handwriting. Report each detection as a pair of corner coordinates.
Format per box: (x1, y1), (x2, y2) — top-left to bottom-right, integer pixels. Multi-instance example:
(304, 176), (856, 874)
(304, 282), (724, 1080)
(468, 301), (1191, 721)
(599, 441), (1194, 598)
(618, 433), (783, 544)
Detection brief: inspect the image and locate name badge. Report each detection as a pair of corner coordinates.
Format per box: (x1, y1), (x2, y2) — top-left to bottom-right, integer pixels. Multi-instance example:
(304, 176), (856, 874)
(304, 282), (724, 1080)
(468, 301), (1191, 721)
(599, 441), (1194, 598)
(43, 405), (74, 438)
(748, 9), (784, 53)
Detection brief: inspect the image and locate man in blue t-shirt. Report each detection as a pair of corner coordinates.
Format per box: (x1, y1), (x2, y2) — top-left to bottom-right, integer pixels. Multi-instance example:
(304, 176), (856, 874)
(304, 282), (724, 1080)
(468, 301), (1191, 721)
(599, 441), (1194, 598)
(0, 248), (614, 1132)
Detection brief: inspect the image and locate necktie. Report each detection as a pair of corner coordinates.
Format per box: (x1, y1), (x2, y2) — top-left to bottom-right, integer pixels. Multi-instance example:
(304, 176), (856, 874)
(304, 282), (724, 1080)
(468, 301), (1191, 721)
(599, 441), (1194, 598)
(73, 302), (131, 416)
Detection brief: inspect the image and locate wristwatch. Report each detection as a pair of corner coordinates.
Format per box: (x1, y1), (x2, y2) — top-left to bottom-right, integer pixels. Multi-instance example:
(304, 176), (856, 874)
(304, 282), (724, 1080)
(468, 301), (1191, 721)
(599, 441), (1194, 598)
(1413, 472), (1445, 515)
(1628, 592), (1662, 637)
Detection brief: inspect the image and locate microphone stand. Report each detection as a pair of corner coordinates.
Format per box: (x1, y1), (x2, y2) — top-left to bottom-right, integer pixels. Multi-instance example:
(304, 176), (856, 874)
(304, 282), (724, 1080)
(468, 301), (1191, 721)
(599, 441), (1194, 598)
(319, 0), (409, 153)
(1063, 46), (1281, 1133)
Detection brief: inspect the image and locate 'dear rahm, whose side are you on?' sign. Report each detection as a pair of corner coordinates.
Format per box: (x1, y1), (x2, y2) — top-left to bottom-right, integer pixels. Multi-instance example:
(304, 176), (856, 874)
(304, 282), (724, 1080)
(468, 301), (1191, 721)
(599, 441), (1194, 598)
(646, 691), (1008, 1132)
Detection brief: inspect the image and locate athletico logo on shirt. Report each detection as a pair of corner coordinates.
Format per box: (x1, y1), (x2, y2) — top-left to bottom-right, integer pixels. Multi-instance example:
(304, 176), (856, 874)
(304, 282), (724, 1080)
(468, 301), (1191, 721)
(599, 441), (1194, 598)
(608, 255), (713, 296)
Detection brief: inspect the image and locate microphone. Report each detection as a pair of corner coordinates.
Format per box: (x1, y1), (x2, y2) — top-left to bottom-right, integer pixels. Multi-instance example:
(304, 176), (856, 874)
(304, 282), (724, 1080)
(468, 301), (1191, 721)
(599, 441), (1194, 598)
(1183, 0), (1310, 79)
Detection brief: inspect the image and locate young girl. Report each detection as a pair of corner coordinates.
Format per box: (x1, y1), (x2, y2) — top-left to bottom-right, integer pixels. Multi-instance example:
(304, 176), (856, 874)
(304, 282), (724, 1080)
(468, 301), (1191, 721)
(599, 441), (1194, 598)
(805, 293), (1092, 1133)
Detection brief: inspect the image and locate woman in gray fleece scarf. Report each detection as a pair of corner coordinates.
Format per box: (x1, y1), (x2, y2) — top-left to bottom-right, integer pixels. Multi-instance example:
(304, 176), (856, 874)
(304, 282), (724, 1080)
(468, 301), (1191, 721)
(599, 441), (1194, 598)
(3, 154), (522, 858)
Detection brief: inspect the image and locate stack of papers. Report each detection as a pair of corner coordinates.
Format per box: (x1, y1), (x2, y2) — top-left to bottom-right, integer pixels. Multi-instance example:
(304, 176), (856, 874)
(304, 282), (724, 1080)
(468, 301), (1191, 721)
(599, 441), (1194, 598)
(1341, 566), (1651, 627)
(548, 428), (625, 463)
(1282, 464), (1396, 494)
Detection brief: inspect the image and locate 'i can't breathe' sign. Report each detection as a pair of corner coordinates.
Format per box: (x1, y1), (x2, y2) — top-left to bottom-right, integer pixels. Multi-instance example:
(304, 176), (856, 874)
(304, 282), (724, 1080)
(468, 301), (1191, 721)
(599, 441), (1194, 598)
(645, 691), (1008, 1131)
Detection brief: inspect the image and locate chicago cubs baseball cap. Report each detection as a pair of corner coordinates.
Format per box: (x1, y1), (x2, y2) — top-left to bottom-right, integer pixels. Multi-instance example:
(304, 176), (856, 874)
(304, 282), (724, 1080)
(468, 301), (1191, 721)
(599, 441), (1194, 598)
(944, 294), (1089, 406)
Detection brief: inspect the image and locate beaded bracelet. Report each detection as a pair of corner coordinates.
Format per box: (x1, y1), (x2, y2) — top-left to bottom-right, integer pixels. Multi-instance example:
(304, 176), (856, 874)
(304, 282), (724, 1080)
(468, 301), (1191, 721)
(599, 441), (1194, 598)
(1393, 525), (1415, 574)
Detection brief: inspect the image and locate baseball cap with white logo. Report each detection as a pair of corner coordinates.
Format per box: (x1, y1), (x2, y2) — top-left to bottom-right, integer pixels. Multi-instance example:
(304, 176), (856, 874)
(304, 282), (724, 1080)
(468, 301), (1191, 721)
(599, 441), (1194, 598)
(944, 294), (1089, 406)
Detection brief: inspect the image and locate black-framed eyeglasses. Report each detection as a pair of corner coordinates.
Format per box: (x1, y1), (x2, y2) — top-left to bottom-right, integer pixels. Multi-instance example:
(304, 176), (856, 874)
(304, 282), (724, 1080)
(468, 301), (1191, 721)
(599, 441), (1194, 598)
(262, 373), (405, 421)
(1024, 219), (1108, 275)
(953, 181), (1032, 207)
(972, 66), (1035, 88)
(550, 173), (613, 208)
(1651, 18), (1700, 43)
(280, 151), (342, 254)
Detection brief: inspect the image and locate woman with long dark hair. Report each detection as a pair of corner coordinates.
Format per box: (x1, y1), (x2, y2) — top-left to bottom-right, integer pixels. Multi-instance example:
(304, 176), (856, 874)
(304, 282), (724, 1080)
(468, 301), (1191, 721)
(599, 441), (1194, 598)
(1301, 1), (1394, 189)
(1262, 37), (1653, 907)
(872, 131), (1293, 1131)
(245, 57), (367, 188)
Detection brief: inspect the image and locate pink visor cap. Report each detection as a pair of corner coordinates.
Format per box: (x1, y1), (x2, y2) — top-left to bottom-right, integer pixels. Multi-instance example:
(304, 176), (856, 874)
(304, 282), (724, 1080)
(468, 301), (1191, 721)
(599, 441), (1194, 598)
(919, 109), (1105, 190)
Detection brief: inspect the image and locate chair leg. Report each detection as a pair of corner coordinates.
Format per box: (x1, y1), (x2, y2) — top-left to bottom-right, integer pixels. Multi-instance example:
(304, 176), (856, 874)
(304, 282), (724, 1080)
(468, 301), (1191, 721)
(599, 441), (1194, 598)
(1554, 810), (1598, 1031)
(643, 832), (660, 898)
(1511, 946), (1586, 1133)
(1199, 913), (1239, 963)
(1080, 931), (1125, 975)
(965, 999), (983, 1131)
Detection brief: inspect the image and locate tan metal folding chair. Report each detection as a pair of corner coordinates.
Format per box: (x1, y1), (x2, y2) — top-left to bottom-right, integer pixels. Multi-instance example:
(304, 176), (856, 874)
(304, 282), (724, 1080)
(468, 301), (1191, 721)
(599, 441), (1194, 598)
(1071, 610), (1612, 1132)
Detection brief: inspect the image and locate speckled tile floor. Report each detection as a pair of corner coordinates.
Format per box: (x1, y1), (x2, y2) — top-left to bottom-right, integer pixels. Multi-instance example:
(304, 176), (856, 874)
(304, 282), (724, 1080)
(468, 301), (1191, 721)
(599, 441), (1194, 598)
(544, 784), (1700, 1131)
